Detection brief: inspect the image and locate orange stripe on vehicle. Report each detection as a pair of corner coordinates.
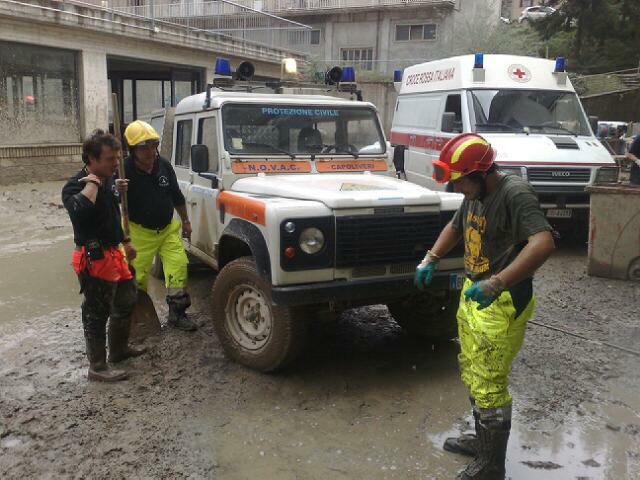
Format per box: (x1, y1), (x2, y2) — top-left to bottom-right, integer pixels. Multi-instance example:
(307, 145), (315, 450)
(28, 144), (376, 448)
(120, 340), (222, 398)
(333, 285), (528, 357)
(316, 160), (388, 173)
(216, 191), (266, 226)
(231, 160), (312, 174)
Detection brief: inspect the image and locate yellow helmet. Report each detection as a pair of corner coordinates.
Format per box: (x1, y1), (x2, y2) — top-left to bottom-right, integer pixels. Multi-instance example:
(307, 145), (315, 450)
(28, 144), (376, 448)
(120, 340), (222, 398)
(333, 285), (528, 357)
(124, 120), (160, 147)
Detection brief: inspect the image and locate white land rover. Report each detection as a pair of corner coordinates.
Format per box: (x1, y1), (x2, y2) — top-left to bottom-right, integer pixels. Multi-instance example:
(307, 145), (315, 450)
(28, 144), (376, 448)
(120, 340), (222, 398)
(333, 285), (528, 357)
(158, 86), (464, 371)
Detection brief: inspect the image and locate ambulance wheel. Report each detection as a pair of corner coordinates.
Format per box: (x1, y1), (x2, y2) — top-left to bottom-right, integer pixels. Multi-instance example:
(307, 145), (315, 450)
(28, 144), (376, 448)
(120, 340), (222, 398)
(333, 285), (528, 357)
(388, 290), (459, 340)
(211, 256), (308, 372)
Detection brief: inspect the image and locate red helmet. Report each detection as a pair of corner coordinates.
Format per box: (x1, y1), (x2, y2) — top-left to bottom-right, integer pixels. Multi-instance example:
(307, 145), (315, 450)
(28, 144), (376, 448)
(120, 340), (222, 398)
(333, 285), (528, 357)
(432, 133), (496, 184)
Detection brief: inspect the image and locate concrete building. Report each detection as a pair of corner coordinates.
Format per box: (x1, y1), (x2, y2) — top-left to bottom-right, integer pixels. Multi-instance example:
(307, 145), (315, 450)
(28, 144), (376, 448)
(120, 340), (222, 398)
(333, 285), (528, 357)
(119, 0), (502, 78)
(0, 0), (307, 184)
(273, 0), (502, 76)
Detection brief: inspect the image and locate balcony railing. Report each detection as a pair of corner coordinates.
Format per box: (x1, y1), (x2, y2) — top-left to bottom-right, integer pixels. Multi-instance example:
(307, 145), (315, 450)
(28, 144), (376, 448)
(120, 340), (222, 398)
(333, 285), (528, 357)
(234, 0), (456, 13)
(96, 0), (313, 52)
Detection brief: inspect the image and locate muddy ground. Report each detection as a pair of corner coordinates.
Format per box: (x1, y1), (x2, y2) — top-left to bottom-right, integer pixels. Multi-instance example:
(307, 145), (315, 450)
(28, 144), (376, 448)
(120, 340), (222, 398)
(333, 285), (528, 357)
(0, 181), (639, 479)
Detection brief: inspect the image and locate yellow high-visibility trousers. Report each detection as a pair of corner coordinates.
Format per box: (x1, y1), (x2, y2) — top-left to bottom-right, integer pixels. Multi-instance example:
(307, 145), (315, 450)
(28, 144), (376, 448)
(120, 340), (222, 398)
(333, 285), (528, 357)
(129, 219), (188, 292)
(457, 278), (535, 409)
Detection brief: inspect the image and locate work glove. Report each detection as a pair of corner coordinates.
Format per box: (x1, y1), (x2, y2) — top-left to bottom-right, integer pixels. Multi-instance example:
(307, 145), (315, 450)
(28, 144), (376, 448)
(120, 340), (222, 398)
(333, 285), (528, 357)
(414, 250), (440, 290)
(463, 276), (505, 310)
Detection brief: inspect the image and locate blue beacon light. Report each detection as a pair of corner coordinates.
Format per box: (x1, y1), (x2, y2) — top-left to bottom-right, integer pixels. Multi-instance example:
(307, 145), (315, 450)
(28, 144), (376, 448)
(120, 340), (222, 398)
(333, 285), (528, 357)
(474, 52), (484, 69)
(555, 56), (566, 72)
(341, 66), (356, 83)
(393, 69), (403, 82)
(215, 58), (232, 76)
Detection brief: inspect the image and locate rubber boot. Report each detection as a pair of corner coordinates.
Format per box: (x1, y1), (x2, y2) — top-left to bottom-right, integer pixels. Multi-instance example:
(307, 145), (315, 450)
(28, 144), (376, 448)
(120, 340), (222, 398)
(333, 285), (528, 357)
(108, 316), (147, 363)
(166, 291), (197, 331)
(444, 400), (480, 457)
(456, 406), (511, 480)
(86, 338), (128, 382)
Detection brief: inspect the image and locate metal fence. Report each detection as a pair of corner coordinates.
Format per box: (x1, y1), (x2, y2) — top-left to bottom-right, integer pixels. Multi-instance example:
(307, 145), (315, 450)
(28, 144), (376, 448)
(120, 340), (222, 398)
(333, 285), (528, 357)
(574, 68), (640, 98)
(103, 0), (312, 51)
(233, 0), (455, 13)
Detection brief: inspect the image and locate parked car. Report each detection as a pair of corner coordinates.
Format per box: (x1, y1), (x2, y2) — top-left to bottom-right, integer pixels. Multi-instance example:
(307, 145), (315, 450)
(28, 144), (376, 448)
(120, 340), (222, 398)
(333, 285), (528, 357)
(519, 5), (556, 23)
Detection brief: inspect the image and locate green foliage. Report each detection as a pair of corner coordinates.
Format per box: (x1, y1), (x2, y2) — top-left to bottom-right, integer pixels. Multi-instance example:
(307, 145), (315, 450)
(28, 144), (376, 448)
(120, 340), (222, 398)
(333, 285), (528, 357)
(451, 19), (544, 58)
(535, 0), (640, 73)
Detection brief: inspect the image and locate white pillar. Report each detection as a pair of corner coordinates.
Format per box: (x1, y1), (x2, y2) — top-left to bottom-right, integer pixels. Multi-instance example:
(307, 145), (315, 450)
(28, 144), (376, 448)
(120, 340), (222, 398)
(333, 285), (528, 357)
(80, 48), (109, 137)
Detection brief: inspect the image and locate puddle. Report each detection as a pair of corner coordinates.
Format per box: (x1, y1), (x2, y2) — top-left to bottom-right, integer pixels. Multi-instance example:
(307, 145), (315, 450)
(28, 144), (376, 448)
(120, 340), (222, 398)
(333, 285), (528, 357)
(0, 239), (79, 330)
(429, 397), (640, 479)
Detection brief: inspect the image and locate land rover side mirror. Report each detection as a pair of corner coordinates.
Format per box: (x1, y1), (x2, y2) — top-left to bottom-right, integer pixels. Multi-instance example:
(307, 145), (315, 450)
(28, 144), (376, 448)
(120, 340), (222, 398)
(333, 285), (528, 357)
(589, 115), (599, 135)
(191, 145), (209, 173)
(191, 144), (218, 188)
(442, 112), (456, 133)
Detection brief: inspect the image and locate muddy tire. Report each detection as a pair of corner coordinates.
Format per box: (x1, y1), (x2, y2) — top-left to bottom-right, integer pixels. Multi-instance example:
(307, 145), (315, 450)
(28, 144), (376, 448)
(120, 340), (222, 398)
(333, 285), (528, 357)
(211, 256), (308, 372)
(388, 290), (459, 340)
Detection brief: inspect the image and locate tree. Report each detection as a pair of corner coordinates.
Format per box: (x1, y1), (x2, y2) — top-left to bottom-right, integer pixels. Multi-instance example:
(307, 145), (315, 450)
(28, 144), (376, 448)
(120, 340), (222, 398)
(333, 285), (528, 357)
(535, 0), (640, 73)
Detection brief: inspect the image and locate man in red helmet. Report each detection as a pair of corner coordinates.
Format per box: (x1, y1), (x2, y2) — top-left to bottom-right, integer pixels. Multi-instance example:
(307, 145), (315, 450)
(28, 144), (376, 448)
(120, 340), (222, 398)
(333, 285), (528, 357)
(415, 133), (555, 479)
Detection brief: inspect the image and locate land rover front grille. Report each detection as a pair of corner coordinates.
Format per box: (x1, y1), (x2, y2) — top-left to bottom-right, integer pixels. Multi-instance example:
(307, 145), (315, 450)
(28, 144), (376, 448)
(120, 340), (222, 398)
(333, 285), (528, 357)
(335, 213), (441, 268)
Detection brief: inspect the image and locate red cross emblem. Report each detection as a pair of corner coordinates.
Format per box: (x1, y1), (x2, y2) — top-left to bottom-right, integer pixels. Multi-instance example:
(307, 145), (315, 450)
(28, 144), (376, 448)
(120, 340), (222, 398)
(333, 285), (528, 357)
(508, 64), (531, 83)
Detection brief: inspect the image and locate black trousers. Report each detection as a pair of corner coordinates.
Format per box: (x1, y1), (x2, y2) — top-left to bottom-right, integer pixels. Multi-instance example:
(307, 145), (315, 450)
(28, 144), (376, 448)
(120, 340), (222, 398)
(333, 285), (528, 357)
(78, 275), (137, 344)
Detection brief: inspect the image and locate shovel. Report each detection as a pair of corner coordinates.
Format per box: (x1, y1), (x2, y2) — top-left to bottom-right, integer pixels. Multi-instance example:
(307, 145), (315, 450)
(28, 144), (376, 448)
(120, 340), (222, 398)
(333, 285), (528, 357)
(111, 93), (162, 341)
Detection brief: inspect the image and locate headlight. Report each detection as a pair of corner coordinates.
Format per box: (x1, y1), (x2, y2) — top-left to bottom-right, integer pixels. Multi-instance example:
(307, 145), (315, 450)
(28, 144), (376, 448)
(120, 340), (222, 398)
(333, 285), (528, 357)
(299, 227), (325, 254)
(499, 166), (525, 178)
(595, 167), (619, 184)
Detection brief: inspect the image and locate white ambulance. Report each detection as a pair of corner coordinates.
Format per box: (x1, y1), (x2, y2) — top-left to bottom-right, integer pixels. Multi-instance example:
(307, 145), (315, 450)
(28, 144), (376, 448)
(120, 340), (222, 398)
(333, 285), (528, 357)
(390, 54), (618, 230)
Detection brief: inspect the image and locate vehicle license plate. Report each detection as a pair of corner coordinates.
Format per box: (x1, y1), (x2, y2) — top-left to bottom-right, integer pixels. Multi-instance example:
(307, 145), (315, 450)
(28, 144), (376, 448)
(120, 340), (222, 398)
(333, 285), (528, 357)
(450, 273), (465, 290)
(546, 208), (572, 219)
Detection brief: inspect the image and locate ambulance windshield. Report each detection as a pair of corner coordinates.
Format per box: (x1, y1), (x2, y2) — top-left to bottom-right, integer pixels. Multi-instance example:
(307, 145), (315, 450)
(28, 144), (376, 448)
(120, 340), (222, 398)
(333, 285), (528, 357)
(221, 104), (386, 157)
(469, 89), (591, 136)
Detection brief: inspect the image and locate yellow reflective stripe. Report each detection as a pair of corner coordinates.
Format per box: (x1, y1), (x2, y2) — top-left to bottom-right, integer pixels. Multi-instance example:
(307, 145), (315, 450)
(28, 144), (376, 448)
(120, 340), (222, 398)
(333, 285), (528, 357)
(450, 138), (487, 165)
(450, 171), (462, 180)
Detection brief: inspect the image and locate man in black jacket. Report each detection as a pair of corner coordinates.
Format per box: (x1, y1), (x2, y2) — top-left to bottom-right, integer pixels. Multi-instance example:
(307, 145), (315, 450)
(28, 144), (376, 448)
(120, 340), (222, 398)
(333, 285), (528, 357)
(62, 130), (146, 382)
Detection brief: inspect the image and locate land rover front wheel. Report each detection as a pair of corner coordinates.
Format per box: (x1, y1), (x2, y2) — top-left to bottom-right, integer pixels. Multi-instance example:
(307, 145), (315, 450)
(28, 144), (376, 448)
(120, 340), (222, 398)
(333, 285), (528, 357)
(211, 256), (308, 372)
(387, 290), (459, 341)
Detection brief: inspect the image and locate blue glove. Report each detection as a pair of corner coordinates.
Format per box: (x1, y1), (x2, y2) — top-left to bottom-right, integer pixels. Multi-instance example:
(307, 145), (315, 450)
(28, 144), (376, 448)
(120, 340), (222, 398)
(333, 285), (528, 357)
(463, 277), (505, 310)
(414, 263), (436, 290)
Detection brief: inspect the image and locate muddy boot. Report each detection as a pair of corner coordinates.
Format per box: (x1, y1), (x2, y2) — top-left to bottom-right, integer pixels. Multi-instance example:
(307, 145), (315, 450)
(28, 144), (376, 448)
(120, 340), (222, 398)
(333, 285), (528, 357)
(166, 291), (197, 331)
(86, 338), (128, 382)
(108, 316), (147, 363)
(456, 406), (511, 480)
(444, 399), (480, 457)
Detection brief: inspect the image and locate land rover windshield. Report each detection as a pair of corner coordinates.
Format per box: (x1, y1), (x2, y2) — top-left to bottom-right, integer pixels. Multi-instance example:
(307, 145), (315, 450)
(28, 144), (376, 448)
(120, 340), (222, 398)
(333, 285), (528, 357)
(469, 89), (591, 136)
(221, 104), (386, 157)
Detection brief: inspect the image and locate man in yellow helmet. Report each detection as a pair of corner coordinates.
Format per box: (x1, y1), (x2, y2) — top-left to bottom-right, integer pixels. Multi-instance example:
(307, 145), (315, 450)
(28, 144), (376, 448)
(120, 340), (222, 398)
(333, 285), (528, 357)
(120, 120), (196, 331)
(417, 134), (556, 479)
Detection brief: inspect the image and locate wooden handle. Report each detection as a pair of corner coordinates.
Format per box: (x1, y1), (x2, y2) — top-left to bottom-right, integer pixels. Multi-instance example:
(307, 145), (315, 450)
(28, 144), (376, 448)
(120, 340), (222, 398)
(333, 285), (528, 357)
(111, 93), (130, 237)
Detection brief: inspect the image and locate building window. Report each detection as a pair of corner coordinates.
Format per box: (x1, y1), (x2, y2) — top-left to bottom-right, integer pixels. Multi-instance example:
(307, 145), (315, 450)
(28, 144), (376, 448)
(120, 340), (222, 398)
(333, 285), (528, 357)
(0, 41), (80, 145)
(310, 29), (321, 45)
(175, 119), (193, 168)
(395, 24), (437, 42)
(520, 1), (534, 7)
(341, 48), (374, 71)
